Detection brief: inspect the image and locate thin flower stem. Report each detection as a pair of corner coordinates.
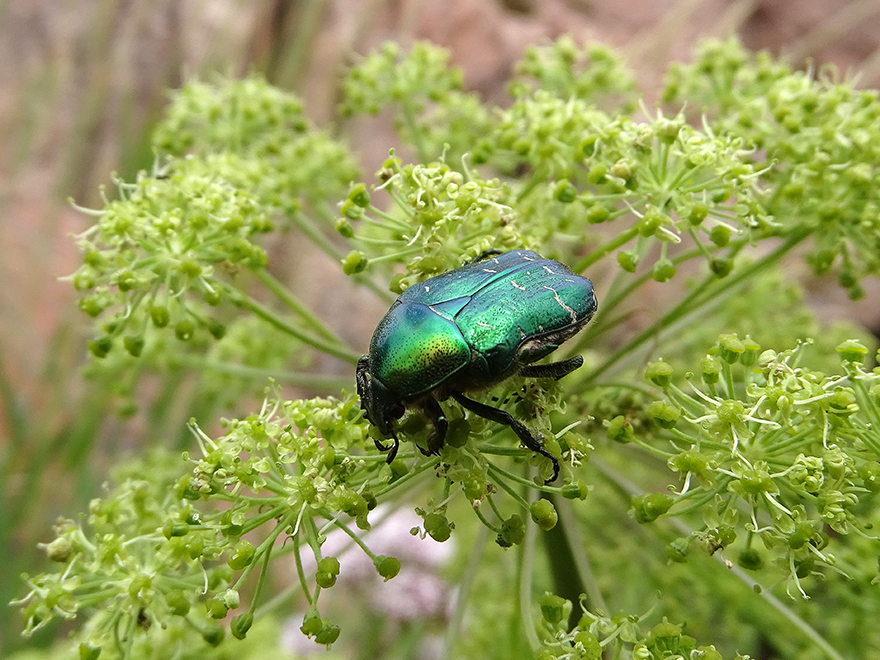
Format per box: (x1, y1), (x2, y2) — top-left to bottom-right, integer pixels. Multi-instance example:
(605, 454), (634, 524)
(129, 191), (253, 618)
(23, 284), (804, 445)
(252, 268), (341, 342)
(225, 285), (359, 364)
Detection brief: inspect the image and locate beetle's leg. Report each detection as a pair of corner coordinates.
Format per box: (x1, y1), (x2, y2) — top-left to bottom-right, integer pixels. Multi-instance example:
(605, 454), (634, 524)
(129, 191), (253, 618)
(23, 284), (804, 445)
(423, 397), (449, 456)
(520, 355), (583, 381)
(374, 427), (401, 464)
(466, 249), (504, 265)
(451, 392), (559, 483)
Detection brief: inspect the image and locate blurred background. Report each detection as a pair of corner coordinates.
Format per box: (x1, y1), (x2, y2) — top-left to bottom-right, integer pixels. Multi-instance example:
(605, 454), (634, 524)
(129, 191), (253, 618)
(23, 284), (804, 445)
(3, 0), (880, 653)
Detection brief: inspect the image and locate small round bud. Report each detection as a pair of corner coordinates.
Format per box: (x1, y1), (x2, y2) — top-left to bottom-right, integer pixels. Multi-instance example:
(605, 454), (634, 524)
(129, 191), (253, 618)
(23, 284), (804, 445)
(632, 493), (674, 523)
(231, 612), (253, 640)
(497, 514), (526, 547)
(530, 499), (558, 531)
(342, 250), (368, 276)
(648, 401), (680, 429)
(174, 320), (195, 341)
(374, 555), (400, 581)
(538, 592), (567, 624)
(646, 360), (674, 388)
(227, 539), (256, 570)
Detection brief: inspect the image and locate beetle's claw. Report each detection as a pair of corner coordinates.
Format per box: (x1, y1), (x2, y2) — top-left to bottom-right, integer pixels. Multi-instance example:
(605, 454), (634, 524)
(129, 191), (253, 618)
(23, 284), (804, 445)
(537, 448), (560, 483)
(375, 428), (401, 464)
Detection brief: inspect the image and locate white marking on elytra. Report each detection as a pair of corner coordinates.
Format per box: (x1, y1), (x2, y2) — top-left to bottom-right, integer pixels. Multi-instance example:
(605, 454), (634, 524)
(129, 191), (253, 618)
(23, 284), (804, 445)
(510, 279), (526, 291)
(477, 322), (493, 328)
(542, 265), (555, 274)
(544, 286), (577, 323)
(425, 285), (430, 292)
(482, 268), (498, 273)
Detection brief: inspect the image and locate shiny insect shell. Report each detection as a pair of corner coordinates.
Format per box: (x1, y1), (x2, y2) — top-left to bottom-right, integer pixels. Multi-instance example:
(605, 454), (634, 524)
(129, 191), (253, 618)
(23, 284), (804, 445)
(355, 250), (597, 482)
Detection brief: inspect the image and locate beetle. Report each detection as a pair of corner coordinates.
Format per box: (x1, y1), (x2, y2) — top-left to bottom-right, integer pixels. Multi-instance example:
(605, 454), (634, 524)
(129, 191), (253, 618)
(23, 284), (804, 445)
(356, 249), (597, 482)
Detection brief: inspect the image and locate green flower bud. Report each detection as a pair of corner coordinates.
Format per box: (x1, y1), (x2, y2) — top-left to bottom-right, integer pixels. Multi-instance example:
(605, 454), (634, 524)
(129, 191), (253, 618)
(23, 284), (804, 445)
(348, 183), (371, 208)
(859, 462), (880, 493)
(162, 520), (189, 539)
(374, 555), (400, 581)
(646, 360), (674, 387)
(88, 336), (113, 358)
(123, 335), (145, 357)
(231, 612), (253, 640)
(610, 158), (635, 181)
(79, 643), (101, 660)
(561, 480), (589, 500)
(669, 451), (707, 475)
(206, 598), (228, 619)
(538, 592), (567, 624)
(149, 305), (170, 328)
(342, 250), (368, 276)
(315, 621), (341, 646)
(648, 401), (680, 429)
(709, 257), (733, 278)
(688, 202), (709, 226)
(632, 493), (674, 523)
(665, 537), (690, 563)
(709, 225), (732, 247)
(201, 625), (225, 646)
(316, 571), (337, 588)
(44, 536), (74, 563)
(700, 355), (722, 385)
(530, 499), (558, 531)
(740, 336), (760, 366)
(617, 250), (638, 272)
(718, 333), (745, 364)
(836, 339), (869, 364)
(318, 556), (340, 575)
(300, 614), (324, 636)
(165, 590), (191, 616)
(78, 295), (107, 318)
(174, 320), (195, 341)
(203, 287), (222, 306)
(497, 514), (526, 547)
(423, 512), (452, 542)
(606, 415), (634, 443)
(585, 204), (610, 224)
(586, 164), (606, 184)
(335, 217), (355, 238)
(227, 539), (256, 570)
(554, 180), (578, 203)
(207, 321), (226, 340)
(737, 548), (764, 570)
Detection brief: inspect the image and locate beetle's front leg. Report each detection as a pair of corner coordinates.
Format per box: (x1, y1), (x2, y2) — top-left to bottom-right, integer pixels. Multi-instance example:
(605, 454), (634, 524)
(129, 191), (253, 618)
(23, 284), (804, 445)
(520, 355), (583, 380)
(423, 397), (448, 456)
(451, 392), (559, 483)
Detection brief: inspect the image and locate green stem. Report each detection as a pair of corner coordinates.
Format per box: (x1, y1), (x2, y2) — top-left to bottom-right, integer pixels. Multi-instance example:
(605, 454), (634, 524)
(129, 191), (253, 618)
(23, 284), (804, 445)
(227, 286), (359, 364)
(252, 268), (341, 342)
(583, 228), (811, 385)
(175, 355), (353, 390)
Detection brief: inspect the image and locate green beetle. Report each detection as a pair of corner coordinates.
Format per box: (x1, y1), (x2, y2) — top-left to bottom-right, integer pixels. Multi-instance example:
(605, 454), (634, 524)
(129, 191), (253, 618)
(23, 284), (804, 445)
(356, 250), (597, 481)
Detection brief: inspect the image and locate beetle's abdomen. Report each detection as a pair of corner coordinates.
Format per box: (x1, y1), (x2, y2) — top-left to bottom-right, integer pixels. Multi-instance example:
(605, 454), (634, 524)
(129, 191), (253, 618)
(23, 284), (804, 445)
(369, 302), (470, 398)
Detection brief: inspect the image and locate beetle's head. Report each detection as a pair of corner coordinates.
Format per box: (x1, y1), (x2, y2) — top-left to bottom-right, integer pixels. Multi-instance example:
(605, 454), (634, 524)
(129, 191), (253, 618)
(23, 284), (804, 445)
(356, 355), (405, 436)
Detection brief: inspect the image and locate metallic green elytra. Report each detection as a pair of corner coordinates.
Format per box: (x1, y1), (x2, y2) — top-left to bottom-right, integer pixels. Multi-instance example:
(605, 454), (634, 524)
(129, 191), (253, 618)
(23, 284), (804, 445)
(356, 250), (598, 482)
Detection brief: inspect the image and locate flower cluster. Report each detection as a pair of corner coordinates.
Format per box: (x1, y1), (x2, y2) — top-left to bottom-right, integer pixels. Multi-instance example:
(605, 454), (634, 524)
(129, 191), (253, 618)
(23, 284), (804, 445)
(14, 392), (398, 653)
(664, 37), (880, 298)
(636, 336), (880, 597)
(68, 77), (358, 363)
